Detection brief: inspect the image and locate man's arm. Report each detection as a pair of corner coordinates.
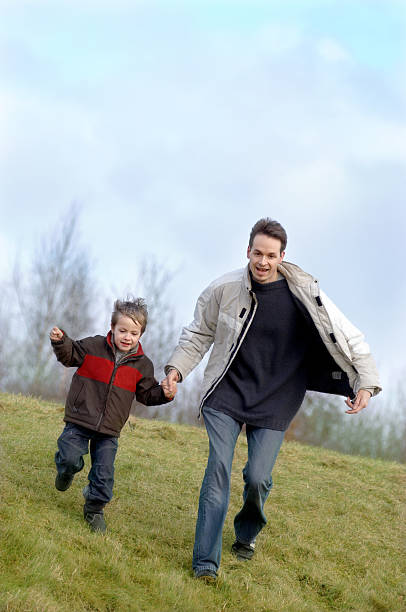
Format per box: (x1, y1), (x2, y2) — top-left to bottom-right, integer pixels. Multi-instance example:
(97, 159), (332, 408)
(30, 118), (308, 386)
(164, 281), (221, 388)
(320, 290), (381, 397)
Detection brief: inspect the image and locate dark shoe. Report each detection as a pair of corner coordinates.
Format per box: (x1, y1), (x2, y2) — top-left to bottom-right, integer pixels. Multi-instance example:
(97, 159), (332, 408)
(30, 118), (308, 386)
(231, 540), (256, 561)
(55, 473), (74, 491)
(195, 569), (217, 583)
(84, 510), (107, 533)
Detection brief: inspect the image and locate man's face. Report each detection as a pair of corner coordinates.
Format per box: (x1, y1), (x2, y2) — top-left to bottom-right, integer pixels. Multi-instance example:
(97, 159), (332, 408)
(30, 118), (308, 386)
(111, 315), (142, 352)
(247, 233), (285, 284)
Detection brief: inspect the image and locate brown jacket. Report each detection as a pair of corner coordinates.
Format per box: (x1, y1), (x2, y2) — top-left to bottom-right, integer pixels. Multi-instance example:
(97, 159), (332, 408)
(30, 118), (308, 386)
(52, 331), (170, 436)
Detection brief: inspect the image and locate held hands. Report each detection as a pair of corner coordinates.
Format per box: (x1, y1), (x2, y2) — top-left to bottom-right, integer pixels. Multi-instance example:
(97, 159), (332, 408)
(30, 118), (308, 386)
(161, 368), (180, 400)
(345, 389), (372, 414)
(50, 327), (63, 341)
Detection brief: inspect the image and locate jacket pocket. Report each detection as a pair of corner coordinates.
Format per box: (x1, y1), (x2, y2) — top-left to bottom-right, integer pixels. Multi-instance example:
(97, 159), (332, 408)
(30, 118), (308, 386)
(67, 380), (86, 413)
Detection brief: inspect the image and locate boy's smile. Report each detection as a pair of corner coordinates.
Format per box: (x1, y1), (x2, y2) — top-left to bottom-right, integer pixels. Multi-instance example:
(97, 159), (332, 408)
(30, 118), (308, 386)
(111, 315), (142, 352)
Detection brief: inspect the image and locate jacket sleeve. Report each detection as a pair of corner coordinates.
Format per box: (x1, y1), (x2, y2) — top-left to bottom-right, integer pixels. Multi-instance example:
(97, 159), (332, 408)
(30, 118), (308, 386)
(51, 332), (89, 368)
(136, 361), (172, 406)
(320, 290), (382, 396)
(164, 281), (221, 381)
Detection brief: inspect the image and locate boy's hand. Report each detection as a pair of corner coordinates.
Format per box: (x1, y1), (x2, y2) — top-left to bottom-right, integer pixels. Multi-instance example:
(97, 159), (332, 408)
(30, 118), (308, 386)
(161, 377), (177, 400)
(50, 327), (63, 341)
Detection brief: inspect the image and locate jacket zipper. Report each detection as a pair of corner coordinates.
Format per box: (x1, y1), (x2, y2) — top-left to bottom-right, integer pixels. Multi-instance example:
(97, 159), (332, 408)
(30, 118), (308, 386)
(199, 292), (257, 412)
(95, 351), (141, 431)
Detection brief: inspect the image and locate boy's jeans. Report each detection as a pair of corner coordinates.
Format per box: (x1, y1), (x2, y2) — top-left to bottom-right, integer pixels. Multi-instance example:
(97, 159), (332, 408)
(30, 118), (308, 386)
(55, 422), (118, 512)
(192, 404), (284, 575)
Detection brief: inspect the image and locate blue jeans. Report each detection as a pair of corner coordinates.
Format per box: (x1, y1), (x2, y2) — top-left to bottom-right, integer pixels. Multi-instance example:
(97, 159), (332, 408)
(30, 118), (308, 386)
(55, 422), (118, 512)
(192, 404), (284, 575)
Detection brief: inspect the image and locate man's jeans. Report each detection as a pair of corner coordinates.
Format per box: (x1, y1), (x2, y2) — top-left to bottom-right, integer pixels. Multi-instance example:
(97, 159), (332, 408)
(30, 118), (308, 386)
(193, 404), (284, 575)
(55, 422), (118, 512)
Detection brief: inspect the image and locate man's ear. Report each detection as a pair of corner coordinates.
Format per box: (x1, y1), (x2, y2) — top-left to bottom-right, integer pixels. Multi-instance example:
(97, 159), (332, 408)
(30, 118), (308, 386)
(280, 251), (286, 262)
(247, 245), (251, 259)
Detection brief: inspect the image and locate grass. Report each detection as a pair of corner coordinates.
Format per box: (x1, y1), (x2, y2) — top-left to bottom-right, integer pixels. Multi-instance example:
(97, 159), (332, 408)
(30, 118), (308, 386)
(0, 392), (405, 612)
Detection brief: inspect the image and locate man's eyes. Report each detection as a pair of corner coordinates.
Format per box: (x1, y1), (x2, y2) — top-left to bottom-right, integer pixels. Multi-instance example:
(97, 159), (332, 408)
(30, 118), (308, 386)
(254, 252), (275, 258)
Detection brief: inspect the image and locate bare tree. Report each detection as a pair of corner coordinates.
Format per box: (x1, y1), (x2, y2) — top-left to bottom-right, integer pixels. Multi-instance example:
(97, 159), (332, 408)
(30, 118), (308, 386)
(287, 388), (405, 463)
(9, 207), (97, 398)
(135, 256), (180, 374)
(127, 255), (204, 424)
(0, 287), (11, 390)
(129, 256), (180, 420)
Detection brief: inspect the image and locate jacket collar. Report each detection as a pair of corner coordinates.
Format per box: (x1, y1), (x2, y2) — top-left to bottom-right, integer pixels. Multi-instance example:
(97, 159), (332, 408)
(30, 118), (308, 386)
(278, 261), (316, 287)
(243, 262), (309, 292)
(243, 265), (252, 292)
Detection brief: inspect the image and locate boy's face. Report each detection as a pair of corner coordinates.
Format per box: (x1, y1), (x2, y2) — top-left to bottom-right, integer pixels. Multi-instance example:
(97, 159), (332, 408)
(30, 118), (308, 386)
(111, 315), (142, 352)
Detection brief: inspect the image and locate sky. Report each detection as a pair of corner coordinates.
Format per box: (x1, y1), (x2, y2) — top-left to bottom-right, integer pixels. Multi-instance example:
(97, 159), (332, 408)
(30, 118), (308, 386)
(1, 0), (406, 393)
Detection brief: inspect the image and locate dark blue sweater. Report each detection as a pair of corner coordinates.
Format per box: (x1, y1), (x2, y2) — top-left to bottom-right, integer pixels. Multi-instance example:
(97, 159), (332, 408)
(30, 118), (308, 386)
(207, 277), (308, 430)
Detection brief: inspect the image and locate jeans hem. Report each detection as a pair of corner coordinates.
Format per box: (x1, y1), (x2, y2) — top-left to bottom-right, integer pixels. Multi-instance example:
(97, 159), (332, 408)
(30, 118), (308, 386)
(234, 536), (256, 546)
(193, 565), (218, 576)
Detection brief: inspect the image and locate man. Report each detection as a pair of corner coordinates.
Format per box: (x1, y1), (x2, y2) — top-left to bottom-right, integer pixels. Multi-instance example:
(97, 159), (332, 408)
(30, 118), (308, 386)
(164, 218), (381, 581)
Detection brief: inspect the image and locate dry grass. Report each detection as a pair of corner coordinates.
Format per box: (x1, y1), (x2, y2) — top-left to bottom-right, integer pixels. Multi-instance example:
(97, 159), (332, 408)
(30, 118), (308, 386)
(0, 392), (405, 611)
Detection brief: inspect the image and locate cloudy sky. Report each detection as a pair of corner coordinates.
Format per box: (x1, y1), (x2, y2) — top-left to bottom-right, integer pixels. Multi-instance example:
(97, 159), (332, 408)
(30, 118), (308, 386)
(1, 0), (405, 391)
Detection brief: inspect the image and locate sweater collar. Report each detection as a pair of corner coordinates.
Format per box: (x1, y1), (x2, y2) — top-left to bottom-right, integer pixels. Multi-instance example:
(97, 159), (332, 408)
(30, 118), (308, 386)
(244, 264), (285, 292)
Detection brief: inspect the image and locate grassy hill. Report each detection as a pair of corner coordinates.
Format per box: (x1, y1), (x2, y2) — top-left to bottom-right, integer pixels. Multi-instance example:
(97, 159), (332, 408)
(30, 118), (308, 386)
(0, 393), (405, 612)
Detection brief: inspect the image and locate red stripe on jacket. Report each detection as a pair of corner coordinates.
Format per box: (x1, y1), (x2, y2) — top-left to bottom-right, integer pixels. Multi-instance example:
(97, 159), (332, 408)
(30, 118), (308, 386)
(113, 365), (143, 392)
(76, 354), (143, 392)
(77, 355), (114, 384)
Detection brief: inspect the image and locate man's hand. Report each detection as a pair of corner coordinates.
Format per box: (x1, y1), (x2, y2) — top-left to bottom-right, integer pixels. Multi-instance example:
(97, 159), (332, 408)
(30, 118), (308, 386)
(345, 389), (372, 414)
(161, 376), (177, 400)
(162, 368), (180, 400)
(50, 327), (63, 341)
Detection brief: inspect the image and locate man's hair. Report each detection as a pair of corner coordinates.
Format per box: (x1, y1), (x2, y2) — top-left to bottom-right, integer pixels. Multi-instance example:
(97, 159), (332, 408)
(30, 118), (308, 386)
(111, 297), (148, 334)
(249, 218), (287, 252)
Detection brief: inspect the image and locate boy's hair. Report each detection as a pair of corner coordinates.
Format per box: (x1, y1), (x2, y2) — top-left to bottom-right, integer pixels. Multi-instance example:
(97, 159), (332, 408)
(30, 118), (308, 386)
(111, 297), (148, 334)
(249, 218), (287, 252)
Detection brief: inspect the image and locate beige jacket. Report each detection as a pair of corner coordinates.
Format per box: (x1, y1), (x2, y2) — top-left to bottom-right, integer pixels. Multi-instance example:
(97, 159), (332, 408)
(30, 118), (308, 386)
(165, 262), (381, 409)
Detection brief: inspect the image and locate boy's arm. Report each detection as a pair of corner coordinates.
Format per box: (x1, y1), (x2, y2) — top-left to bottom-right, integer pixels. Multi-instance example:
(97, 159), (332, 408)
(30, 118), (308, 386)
(50, 328), (87, 368)
(136, 362), (173, 406)
(136, 377), (172, 405)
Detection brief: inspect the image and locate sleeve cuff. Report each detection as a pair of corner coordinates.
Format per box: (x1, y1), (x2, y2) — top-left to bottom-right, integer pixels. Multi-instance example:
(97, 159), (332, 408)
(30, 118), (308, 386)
(164, 366), (183, 382)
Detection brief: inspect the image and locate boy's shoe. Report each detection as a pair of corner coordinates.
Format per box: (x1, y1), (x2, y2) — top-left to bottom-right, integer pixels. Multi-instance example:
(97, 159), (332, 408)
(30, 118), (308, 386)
(194, 569), (217, 583)
(84, 509), (107, 533)
(231, 540), (256, 561)
(55, 473), (74, 491)
(83, 486), (106, 532)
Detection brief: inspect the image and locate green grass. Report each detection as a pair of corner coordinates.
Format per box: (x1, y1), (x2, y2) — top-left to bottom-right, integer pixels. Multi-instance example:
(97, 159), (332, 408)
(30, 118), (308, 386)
(0, 392), (405, 612)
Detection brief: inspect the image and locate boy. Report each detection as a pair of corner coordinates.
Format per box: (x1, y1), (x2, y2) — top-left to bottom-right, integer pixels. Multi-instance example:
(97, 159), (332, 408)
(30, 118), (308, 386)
(50, 297), (175, 533)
